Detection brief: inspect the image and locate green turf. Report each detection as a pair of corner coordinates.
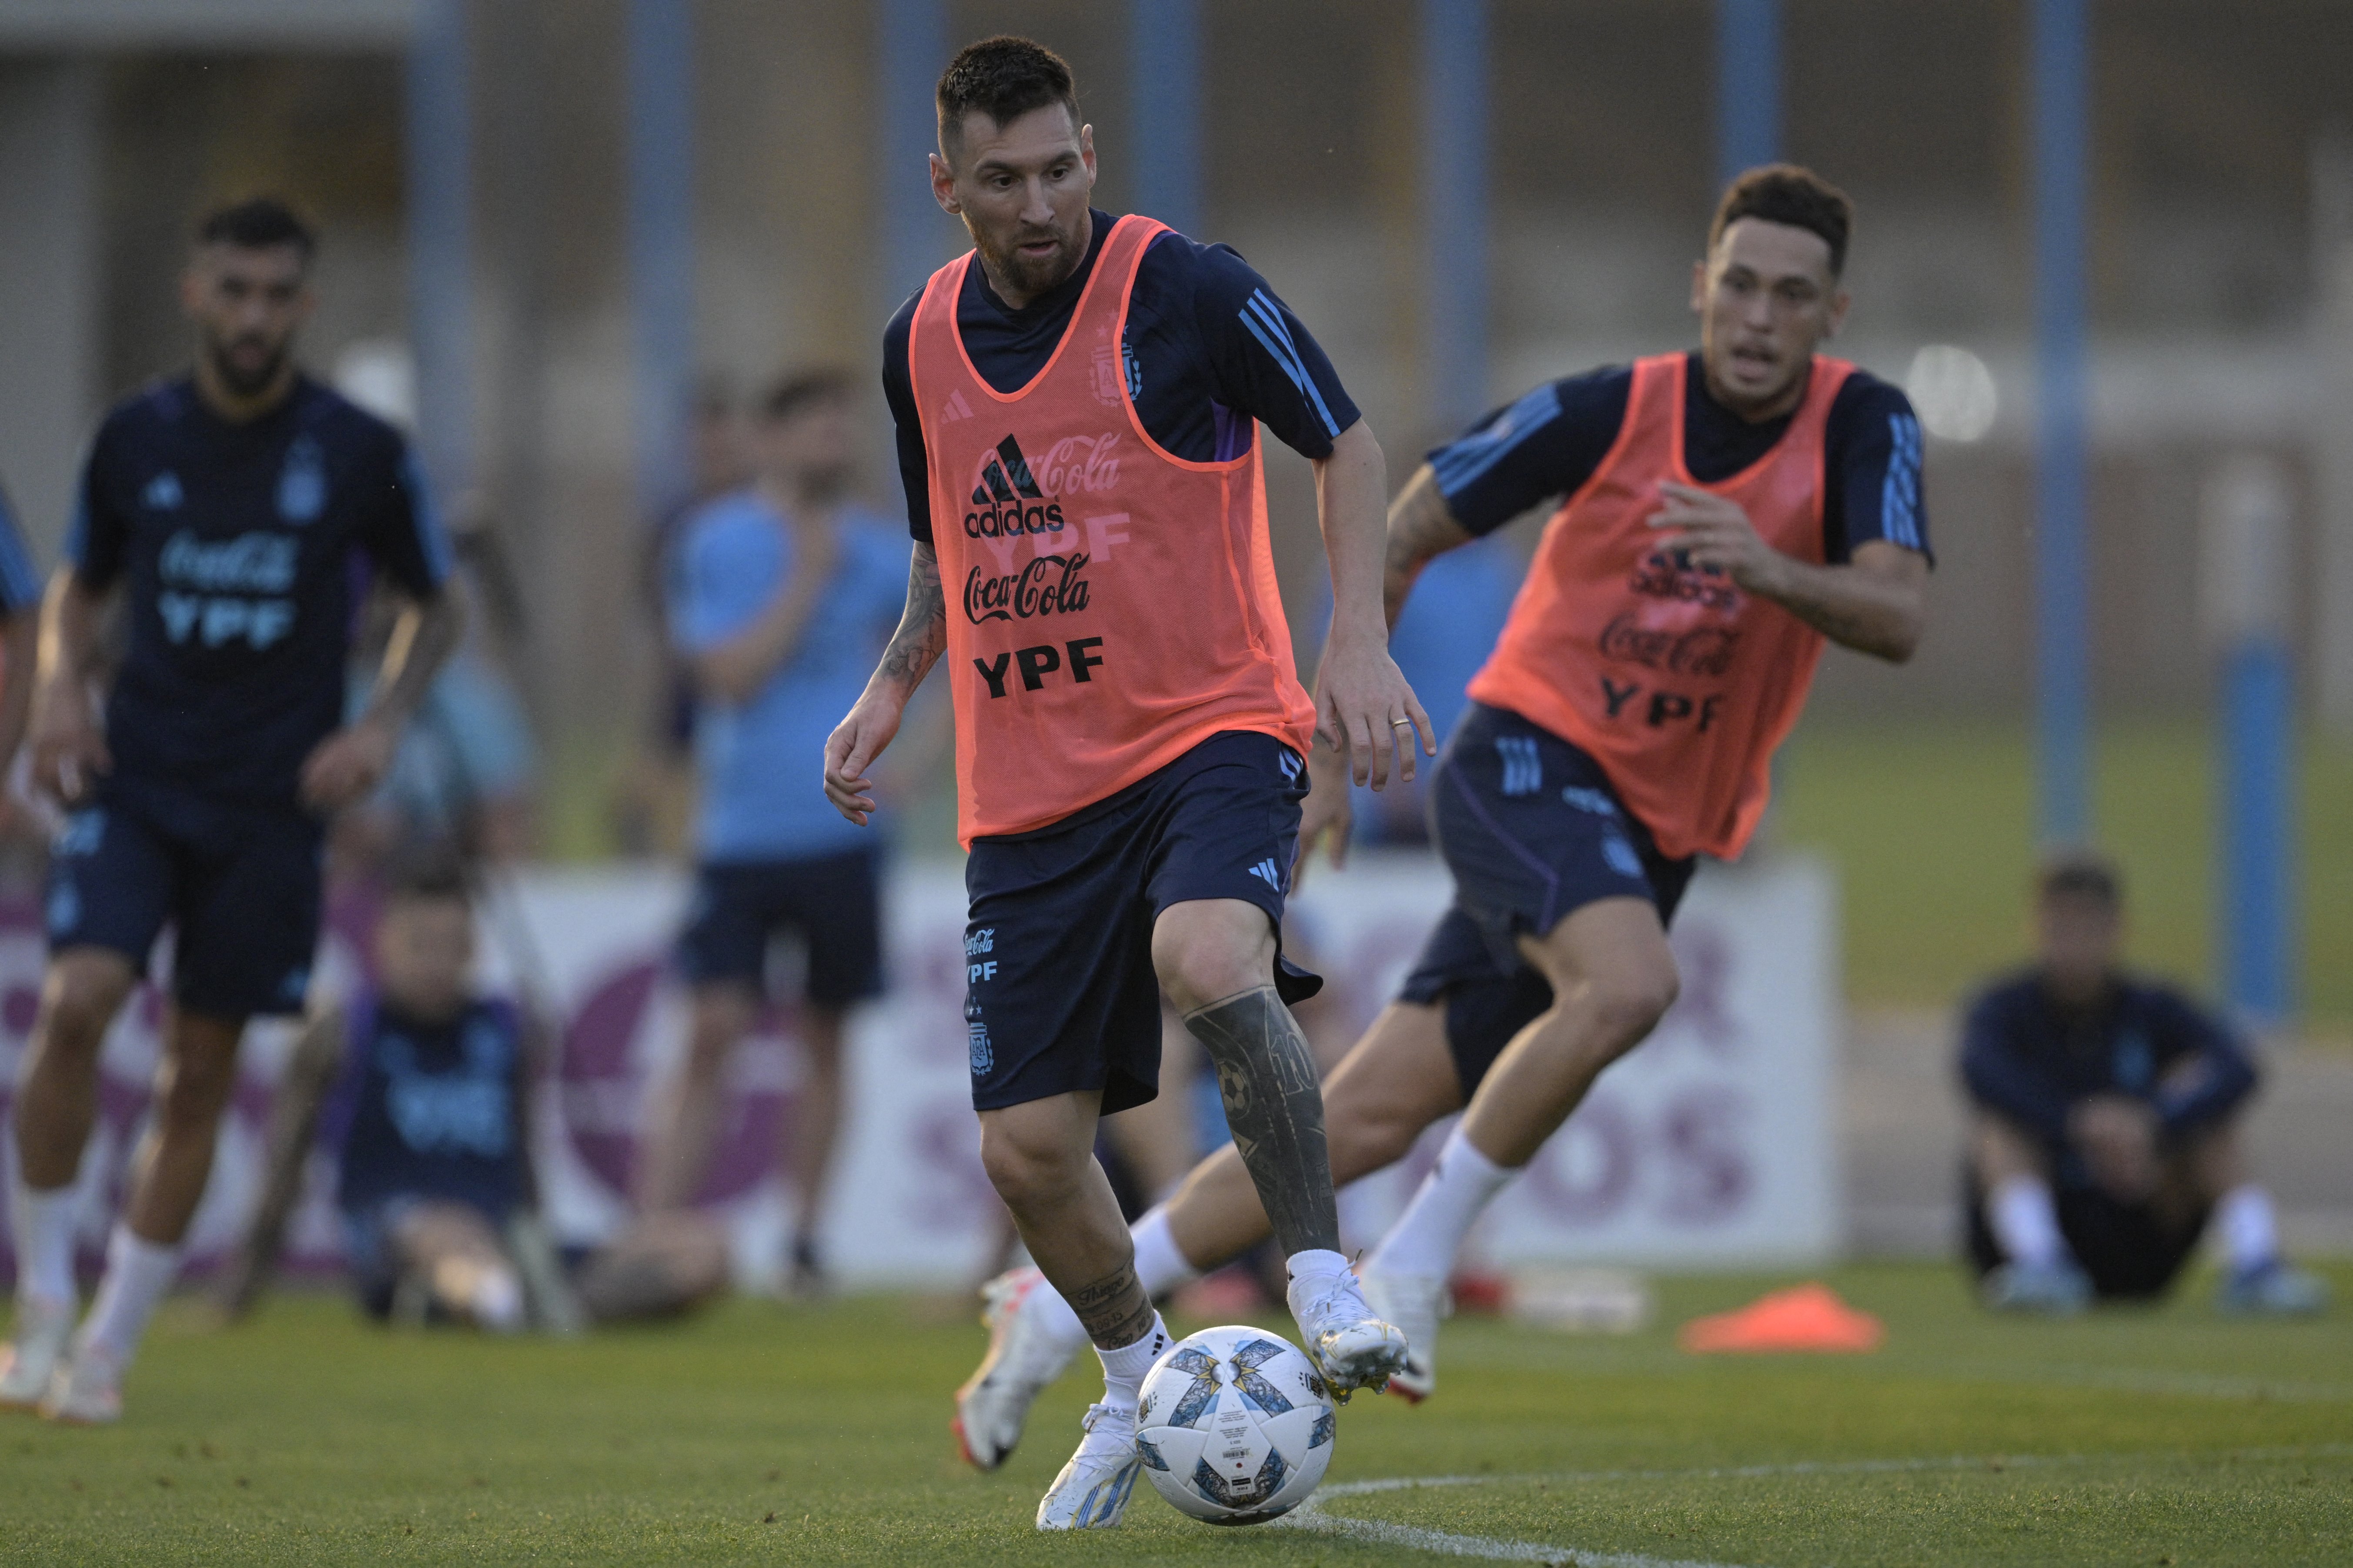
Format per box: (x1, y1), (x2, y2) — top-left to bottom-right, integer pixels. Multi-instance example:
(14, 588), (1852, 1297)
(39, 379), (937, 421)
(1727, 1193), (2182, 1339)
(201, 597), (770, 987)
(1776, 717), (2353, 1032)
(3, 1263), (2347, 1564)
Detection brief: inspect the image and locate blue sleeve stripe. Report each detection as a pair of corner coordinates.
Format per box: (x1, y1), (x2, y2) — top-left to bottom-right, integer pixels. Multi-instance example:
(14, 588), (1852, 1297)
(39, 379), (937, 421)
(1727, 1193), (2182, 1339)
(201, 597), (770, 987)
(399, 448), (457, 586)
(1428, 383), (1567, 499)
(1878, 412), (1924, 551)
(1240, 290), (1340, 438)
(0, 498), (41, 612)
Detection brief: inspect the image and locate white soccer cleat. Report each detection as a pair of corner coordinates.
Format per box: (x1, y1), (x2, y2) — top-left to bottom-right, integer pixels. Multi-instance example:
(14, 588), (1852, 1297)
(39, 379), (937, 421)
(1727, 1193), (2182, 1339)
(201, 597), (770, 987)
(1361, 1270), (1448, 1402)
(1287, 1267), (1409, 1399)
(39, 1338), (123, 1426)
(953, 1266), (1084, 1471)
(1034, 1400), (1142, 1530)
(0, 1298), (77, 1412)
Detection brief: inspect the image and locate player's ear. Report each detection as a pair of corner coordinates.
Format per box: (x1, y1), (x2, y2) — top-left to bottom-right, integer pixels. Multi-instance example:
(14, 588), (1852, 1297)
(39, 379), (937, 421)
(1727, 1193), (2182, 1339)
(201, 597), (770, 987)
(178, 260), (207, 320)
(930, 151), (960, 215)
(1079, 121), (1096, 181)
(1688, 258), (1709, 315)
(1823, 285), (1852, 339)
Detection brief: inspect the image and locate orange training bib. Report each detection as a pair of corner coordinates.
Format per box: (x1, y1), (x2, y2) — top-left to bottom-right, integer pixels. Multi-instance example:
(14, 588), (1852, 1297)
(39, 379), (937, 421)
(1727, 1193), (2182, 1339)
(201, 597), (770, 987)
(1465, 352), (1853, 861)
(907, 214), (1316, 844)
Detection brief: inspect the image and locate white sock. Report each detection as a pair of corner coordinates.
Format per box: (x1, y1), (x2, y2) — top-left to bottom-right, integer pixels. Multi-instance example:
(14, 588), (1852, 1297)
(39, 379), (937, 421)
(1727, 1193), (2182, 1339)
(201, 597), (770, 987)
(81, 1225), (182, 1365)
(1367, 1125), (1515, 1282)
(472, 1265), (526, 1332)
(8, 1178), (80, 1310)
(1130, 1207), (1201, 1298)
(1988, 1176), (2064, 1269)
(1094, 1311), (1171, 1411)
(2216, 1184), (2280, 1274)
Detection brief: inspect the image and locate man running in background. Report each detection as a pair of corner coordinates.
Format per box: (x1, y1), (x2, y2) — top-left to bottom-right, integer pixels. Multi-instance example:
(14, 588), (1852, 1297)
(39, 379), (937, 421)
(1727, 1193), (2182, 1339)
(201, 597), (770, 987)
(824, 36), (1423, 1529)
(0, 199), (459, 1423)
(953, 163), (1934, 1443)
(632, 370), (909, 1297)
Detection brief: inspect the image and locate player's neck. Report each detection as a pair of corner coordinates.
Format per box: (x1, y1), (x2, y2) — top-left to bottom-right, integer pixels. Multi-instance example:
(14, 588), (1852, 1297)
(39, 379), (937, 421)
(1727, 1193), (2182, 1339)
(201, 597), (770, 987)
(193, 357), (298, 425)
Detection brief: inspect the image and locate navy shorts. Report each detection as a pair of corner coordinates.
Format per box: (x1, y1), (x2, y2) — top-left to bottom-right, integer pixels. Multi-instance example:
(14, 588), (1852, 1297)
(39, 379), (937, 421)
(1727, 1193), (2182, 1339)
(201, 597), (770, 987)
(1404, 704), (1695, 1098)
(675, 846), (885, 1007)
(46, 777), (324, 1018)
(1963, 1168), (2209, 1301)
(963, 731), (1318, 1116)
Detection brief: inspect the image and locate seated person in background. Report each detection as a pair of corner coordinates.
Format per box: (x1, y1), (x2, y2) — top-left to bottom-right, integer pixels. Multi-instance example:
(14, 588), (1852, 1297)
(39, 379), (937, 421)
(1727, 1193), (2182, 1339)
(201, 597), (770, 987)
(221, 860), (726, 1328)
(1962, 851), (2327, 1317)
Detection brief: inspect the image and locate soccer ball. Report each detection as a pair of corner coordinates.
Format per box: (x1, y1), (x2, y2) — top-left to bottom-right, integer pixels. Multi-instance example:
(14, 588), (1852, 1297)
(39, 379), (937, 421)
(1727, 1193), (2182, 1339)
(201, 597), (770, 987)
(1133, 1324), (1335, 1525)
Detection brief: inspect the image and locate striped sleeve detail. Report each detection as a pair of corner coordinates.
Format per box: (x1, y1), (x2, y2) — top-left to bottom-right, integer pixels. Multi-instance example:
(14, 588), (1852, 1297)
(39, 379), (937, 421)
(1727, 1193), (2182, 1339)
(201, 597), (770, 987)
(398, 447), (456, 587)
(1237, 289), (1339, 439)
(0, 494), (39, 613)
(1879, 412), (1924, 551)
(1428, 382), (1566, 501)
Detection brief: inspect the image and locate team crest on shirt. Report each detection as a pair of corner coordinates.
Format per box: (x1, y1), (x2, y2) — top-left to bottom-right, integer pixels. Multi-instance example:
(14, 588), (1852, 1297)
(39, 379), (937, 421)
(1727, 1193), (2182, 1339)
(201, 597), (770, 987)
(277, 434), (327, 524)
(965, 998), (993, 1075)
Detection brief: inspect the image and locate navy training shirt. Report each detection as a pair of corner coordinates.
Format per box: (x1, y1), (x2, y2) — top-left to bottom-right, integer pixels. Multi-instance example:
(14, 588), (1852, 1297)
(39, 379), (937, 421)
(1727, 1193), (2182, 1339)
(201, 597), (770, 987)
(1427, 353), (1932, 564)
(328, 990), (528, 1222)
(0, 480), (46, 618)
(883, 209), (1361, 543)
(67, 376), (451, 809)
(1958, 970), (2258, 1182)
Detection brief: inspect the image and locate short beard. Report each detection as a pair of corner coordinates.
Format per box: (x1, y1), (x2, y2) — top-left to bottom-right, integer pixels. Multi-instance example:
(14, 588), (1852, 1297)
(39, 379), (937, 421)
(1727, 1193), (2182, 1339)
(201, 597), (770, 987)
(977, 226), (1079, 300)
(207, 335), (288, 399)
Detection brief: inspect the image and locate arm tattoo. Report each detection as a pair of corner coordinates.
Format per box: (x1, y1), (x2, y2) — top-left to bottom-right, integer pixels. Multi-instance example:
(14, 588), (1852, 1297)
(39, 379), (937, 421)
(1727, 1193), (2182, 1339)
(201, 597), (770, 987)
(1065, 1259), (1158, 1351)
(1182, 986), (1341, 1257)
(877, 544), (947, 691)
(1381, 470), (1474, 630)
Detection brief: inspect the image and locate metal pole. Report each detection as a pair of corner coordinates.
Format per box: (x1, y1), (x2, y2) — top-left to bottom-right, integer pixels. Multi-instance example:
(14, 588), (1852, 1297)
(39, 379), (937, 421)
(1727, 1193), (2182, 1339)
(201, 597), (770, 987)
(1715, 0), (1780, 186)
(406, 0), (472, 502)
(1421, 0), (1488, 430)
(625, 0), (695, 524)
(1129, 0), (1202, 235)
(880, 0), (951, 309)
(2031, 0), (2092, 846)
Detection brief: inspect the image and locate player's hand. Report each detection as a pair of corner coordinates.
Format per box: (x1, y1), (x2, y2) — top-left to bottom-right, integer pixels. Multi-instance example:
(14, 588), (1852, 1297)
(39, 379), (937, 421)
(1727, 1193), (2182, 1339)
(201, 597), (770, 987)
(1290, 741), (1354, 887)
(2069, 1094), (2160, 1203)
(1648, 482), (1788, 595)
(1313, 624), (1434, 791)
(299, 714), (399, 814)
(823, 690), (905, 826)
(28, 678), (109, 807)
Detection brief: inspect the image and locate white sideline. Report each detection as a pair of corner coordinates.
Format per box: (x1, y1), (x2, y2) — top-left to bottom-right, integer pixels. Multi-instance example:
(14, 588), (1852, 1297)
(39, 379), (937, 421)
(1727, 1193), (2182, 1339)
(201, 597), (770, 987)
(1273, 1445), (2353, 1564)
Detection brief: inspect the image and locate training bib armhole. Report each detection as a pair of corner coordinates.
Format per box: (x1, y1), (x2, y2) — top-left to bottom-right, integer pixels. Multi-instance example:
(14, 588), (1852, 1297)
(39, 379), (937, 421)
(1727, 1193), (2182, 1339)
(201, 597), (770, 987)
(1111, 220), (1253, 476)
(1556, 360), (1660, 521)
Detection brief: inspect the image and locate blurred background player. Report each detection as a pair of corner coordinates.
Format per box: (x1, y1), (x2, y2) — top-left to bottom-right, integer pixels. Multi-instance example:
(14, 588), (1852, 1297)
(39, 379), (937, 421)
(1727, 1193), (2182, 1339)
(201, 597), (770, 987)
(949, 163), (1935, 1443)
(828, 37), (1423, 1526)
(0, 198), (460, 1423)
(630, 368), (909, 1297)
(1963, 851), (2327, 1317)
(0, 477), (48, 827)
(218, 857), (726, 1330)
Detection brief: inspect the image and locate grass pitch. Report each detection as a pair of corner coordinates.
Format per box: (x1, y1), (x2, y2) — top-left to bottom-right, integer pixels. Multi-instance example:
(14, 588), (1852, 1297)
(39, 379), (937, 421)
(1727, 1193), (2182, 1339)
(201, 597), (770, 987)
(3, 1262), (2346, 1565)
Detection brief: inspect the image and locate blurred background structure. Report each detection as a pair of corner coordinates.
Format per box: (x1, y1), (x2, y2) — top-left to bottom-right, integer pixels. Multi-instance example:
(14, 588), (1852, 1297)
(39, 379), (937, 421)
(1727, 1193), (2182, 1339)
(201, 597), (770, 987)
(0, 0), (2347, 1264)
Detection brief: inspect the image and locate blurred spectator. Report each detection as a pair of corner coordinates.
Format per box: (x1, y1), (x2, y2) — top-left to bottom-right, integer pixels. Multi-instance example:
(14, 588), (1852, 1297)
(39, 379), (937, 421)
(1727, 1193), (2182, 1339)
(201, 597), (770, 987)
(632, 368), (909, 1297)
(218, 857), (726, 1329)
(614, 377), (752, 859)
(1961, 851), (2327, 1317)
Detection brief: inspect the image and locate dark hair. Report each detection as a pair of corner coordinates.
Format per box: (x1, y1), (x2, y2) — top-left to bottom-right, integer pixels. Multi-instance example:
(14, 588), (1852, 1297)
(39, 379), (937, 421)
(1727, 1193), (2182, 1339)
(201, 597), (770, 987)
(2036, 848), (2122, 910)
(385, 849), (471, 906)
(195, 197), (318, 264)
(936, 36), (1078, 156)
(759, 367), (853, 424)
(1708, 164), (1852, 277)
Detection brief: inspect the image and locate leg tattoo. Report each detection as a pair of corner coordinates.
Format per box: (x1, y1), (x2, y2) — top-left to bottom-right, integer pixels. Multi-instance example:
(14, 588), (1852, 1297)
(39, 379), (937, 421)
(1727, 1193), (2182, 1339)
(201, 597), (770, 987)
(1182, 986), (1341, 1256)
(1065, 1259), (1156, 1351)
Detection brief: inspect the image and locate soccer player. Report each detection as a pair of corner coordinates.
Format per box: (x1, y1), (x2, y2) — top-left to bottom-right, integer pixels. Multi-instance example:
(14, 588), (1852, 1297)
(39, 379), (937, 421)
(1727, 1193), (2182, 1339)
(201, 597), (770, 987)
(0, 479), (48, 804)
(822, 37), (1425, 1528)
(951, 163), (1936, 1439)
(632, 369), (910, 1296)
(0, 198), (459, 1423)
(1963, 851), (2327, 1316)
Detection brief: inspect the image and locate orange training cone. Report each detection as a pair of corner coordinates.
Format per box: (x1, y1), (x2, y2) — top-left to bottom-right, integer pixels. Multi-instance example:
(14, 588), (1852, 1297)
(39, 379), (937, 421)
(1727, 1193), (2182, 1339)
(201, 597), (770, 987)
(1677, 1283), (1885, 1354)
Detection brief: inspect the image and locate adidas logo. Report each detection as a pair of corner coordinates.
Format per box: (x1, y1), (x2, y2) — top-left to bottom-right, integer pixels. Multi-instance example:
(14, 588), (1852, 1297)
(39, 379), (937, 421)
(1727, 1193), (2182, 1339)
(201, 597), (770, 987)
(1247, 857), (1282, 891)
(962, 435), (1065, 540)
(941, 389), (974, 424)
(1495, 735), (1542, 797)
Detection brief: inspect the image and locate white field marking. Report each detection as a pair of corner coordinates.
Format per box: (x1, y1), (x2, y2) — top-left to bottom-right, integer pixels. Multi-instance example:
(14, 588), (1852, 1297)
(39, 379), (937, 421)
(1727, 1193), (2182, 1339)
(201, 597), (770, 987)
(1273, 1445), (2353, 1564)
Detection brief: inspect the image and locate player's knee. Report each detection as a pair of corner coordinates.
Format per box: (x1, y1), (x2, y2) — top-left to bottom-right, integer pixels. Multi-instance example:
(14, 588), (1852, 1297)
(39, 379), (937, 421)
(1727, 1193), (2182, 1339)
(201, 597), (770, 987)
(37, 956), (132, 1055)
(977, 1120), (1090, 1213)
(1150, 906), (1275, 1015)
(156, 1051), (239, 1129)
(1587, 962), (1678, 1052)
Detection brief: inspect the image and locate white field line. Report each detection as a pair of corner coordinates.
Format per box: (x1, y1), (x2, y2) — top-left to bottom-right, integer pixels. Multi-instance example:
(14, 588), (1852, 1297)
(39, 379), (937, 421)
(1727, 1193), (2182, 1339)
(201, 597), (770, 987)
(1273, 1445), (2353, 1564)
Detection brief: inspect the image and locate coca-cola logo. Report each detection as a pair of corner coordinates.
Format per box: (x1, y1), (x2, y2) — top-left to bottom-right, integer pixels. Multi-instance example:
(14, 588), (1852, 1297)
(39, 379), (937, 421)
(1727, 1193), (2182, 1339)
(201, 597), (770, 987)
(964, 550), (1093, 624)
(1598, 614), (1741, 677)
(1627, 551), (1741, 613)
(1028, 432), (1122, 495)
